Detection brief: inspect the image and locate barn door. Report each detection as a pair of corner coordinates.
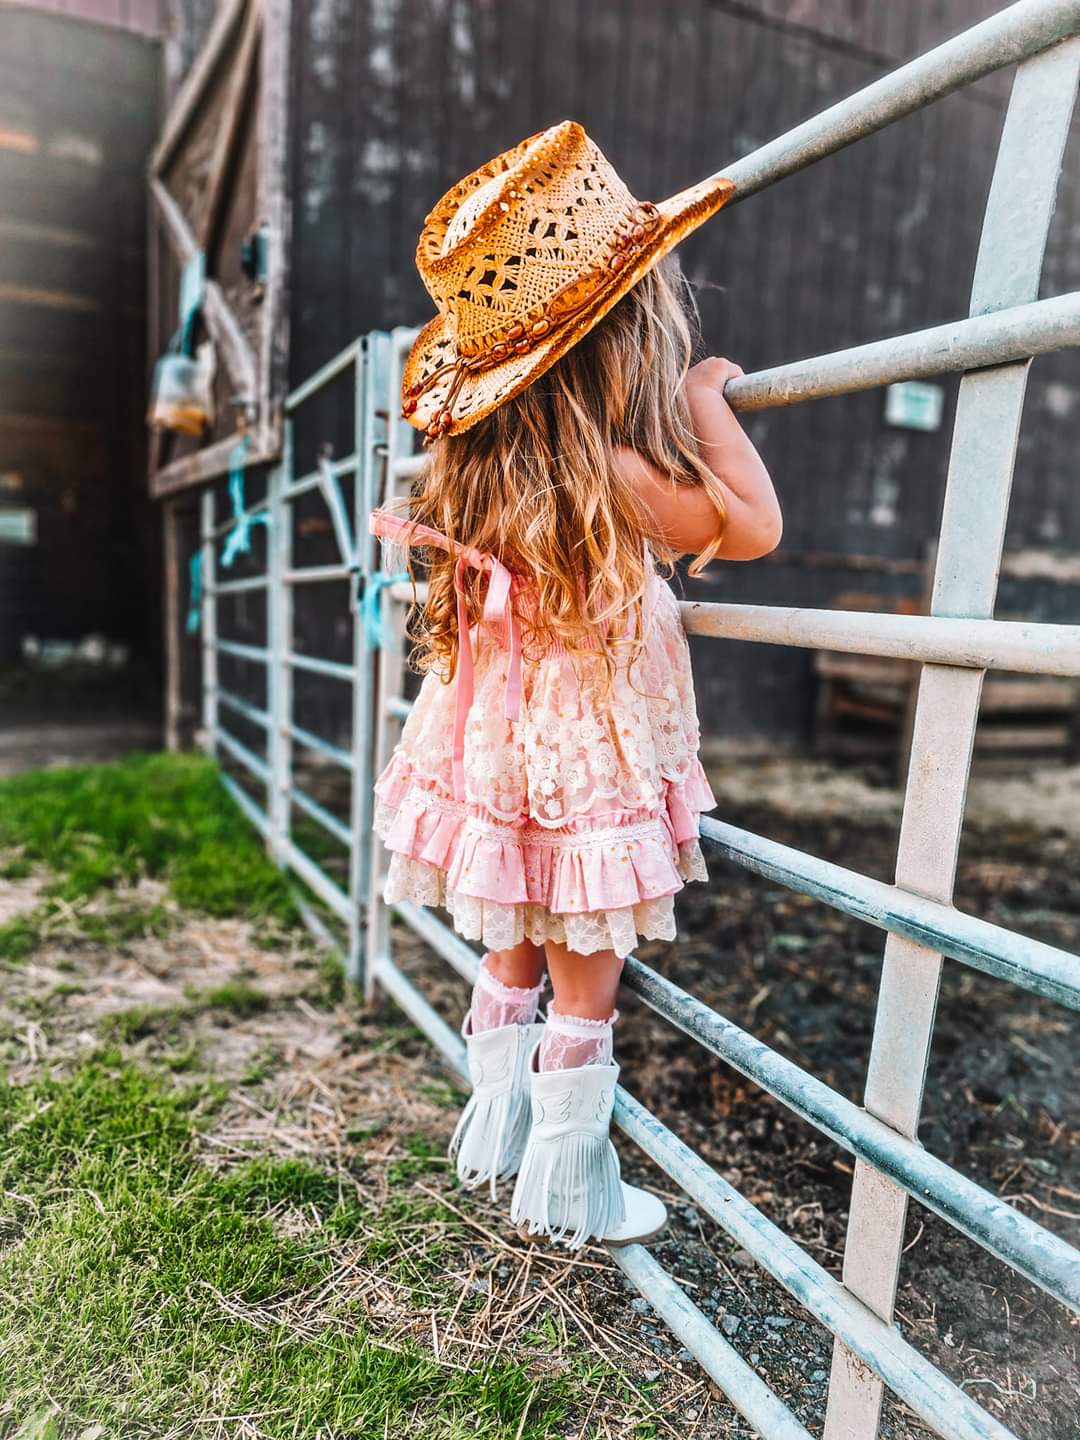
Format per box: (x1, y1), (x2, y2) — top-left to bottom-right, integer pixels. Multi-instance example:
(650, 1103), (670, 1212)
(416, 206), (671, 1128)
(147, 0), (289, 499)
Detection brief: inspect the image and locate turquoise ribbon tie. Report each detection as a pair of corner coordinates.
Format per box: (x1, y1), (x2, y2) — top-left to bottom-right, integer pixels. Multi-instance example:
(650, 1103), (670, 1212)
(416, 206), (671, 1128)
(177, 251), (205, 357)
(360, 571), (409, 650)
(220, 439), (269, 569)
(186, 553), (202, 635)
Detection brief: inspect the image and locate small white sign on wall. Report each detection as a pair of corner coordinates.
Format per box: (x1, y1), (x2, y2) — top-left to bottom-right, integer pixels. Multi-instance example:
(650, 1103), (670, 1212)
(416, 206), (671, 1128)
(0, 509), (37, 545)
(884, 380), (945, 432)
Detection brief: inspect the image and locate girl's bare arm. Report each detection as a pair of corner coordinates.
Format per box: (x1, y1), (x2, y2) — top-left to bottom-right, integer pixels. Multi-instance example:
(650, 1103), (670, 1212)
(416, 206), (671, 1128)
(615, 357), (782, 560)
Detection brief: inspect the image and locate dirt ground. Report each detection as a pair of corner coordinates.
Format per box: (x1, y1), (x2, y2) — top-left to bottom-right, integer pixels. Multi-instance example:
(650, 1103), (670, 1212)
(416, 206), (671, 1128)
(2, 755), (1077, 1437)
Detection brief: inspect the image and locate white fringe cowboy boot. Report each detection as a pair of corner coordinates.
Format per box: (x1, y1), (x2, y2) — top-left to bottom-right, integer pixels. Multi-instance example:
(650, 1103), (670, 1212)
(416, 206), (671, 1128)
(448, 958), (545, 1198)
(510, 1038), (668, 1249)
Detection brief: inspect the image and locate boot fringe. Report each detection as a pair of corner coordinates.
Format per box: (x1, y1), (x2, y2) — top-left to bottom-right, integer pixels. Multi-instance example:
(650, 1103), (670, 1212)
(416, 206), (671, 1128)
(449, 1076), (533, 1199)
(510, 1131), (625, 1250)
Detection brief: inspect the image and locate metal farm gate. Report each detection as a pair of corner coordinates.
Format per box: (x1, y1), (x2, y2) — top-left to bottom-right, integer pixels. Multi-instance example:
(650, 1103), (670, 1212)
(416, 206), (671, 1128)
(190, 4), (1080, 1435)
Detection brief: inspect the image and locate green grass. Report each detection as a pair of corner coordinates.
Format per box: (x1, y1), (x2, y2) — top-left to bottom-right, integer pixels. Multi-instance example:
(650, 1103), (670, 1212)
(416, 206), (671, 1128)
(0, 752), (299, 924)
(0, 756), (309, 969)
(0, 1055), (575, 1439)
(202, 978), (270, 1017)
(301, 950), (347, 1007)
(0, 916), (38, 963)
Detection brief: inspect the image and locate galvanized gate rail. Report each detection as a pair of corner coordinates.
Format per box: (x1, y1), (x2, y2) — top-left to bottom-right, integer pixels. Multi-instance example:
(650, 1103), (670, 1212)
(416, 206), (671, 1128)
(357, 5), (1080, 1437)
(201, 332), (391, 983)
(192, 2), (1080, 1436)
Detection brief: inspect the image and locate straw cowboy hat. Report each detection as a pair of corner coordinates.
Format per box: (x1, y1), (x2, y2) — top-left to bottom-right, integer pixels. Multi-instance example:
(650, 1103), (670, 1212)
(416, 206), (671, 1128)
(402, 120), (735, 442)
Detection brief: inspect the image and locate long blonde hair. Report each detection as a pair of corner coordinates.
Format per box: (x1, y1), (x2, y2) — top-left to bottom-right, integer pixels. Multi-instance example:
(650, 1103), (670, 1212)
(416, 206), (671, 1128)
(403, 255), (726, 686)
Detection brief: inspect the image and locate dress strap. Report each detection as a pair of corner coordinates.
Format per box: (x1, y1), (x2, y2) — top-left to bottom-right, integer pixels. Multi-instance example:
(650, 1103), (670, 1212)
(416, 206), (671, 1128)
(369, 508), (522, 803)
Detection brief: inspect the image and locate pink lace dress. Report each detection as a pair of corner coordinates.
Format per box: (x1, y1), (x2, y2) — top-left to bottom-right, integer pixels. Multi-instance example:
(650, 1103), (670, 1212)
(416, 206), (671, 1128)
(370, 511), (715, 958)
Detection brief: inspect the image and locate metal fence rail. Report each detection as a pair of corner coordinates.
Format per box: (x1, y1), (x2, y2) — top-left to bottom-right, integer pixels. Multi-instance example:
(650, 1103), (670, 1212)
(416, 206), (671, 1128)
(192, 3), (1080, 1436)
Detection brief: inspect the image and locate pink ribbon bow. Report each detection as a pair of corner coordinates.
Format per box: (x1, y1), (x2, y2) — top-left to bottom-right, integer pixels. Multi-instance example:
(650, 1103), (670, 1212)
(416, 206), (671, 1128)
(369, 509), (522, 802)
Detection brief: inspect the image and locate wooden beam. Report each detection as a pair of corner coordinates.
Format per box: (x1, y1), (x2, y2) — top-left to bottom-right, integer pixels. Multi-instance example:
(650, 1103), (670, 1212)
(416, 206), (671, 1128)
(150, 430), (278, 500)
(201, 0), (262, 254)
(256, 0), (291, 457)
(151, 0), (249, 177)
(150, 176), (257, 404)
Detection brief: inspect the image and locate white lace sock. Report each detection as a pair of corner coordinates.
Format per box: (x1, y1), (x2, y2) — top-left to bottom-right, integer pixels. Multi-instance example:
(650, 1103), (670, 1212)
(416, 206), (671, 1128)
(538, 1008), (618, 1071)
(468, 954), (544, 1033)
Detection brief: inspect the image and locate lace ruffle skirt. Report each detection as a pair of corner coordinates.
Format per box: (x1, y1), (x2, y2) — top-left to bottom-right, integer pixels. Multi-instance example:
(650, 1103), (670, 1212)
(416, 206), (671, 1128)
(374, 573), (714, 958)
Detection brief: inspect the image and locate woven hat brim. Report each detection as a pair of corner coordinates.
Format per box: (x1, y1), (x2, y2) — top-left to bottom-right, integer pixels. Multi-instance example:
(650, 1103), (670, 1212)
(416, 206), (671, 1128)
(401, 173), (737, 437)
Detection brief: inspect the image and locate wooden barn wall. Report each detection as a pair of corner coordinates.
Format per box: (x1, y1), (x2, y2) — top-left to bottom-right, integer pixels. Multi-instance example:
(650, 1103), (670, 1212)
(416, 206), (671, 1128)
(165, 0), (1080, 754)
(0, 7), (161, 666)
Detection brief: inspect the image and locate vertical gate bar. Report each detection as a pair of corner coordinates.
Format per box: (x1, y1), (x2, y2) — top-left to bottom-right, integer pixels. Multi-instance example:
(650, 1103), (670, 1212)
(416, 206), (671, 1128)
(823, 38), (1080, 1439)
(364, 328), (416, 1004)
(346, 344), (369, 984)
(348, 333), (390, 985)
(268, 450), (292, 863)
(199, 485), (218, 760)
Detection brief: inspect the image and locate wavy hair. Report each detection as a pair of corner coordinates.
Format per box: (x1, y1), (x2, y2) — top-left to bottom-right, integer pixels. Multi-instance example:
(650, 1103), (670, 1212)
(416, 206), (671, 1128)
(400, 254), (726, 687)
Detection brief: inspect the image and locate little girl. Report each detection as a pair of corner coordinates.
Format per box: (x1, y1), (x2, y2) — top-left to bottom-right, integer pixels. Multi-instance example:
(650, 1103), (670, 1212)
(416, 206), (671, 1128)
(370, 122), (781, 1249)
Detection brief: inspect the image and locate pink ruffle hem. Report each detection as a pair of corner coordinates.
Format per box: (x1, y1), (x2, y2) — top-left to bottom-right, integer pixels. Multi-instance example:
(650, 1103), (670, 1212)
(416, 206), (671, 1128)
(374, 757), (715, 958)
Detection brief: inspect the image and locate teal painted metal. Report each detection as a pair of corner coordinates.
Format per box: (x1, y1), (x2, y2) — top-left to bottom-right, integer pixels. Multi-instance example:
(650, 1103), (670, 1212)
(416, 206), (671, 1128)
(611, 1089), (1018, 1440)
(360, 570), (411, 650)
(724, 291), (1080, 411)
(185, 552), (202, 635)
(678, 602), (1080, 677)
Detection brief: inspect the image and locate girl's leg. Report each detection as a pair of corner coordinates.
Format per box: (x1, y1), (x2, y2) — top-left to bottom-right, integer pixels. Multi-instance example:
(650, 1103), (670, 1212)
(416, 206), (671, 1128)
(512, 938), (666, 1246)
(486, 941), (546, 991)
(468, 940), (545, 1033)
(540, 938), (623, 1070)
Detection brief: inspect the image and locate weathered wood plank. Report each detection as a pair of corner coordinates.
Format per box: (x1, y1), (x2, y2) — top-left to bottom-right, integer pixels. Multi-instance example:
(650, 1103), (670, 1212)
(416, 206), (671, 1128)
(151, 0), (248, 175)
(199, 0), (262, 253)
(256, 0), (291, 456)
(149, 429), (278, 499)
